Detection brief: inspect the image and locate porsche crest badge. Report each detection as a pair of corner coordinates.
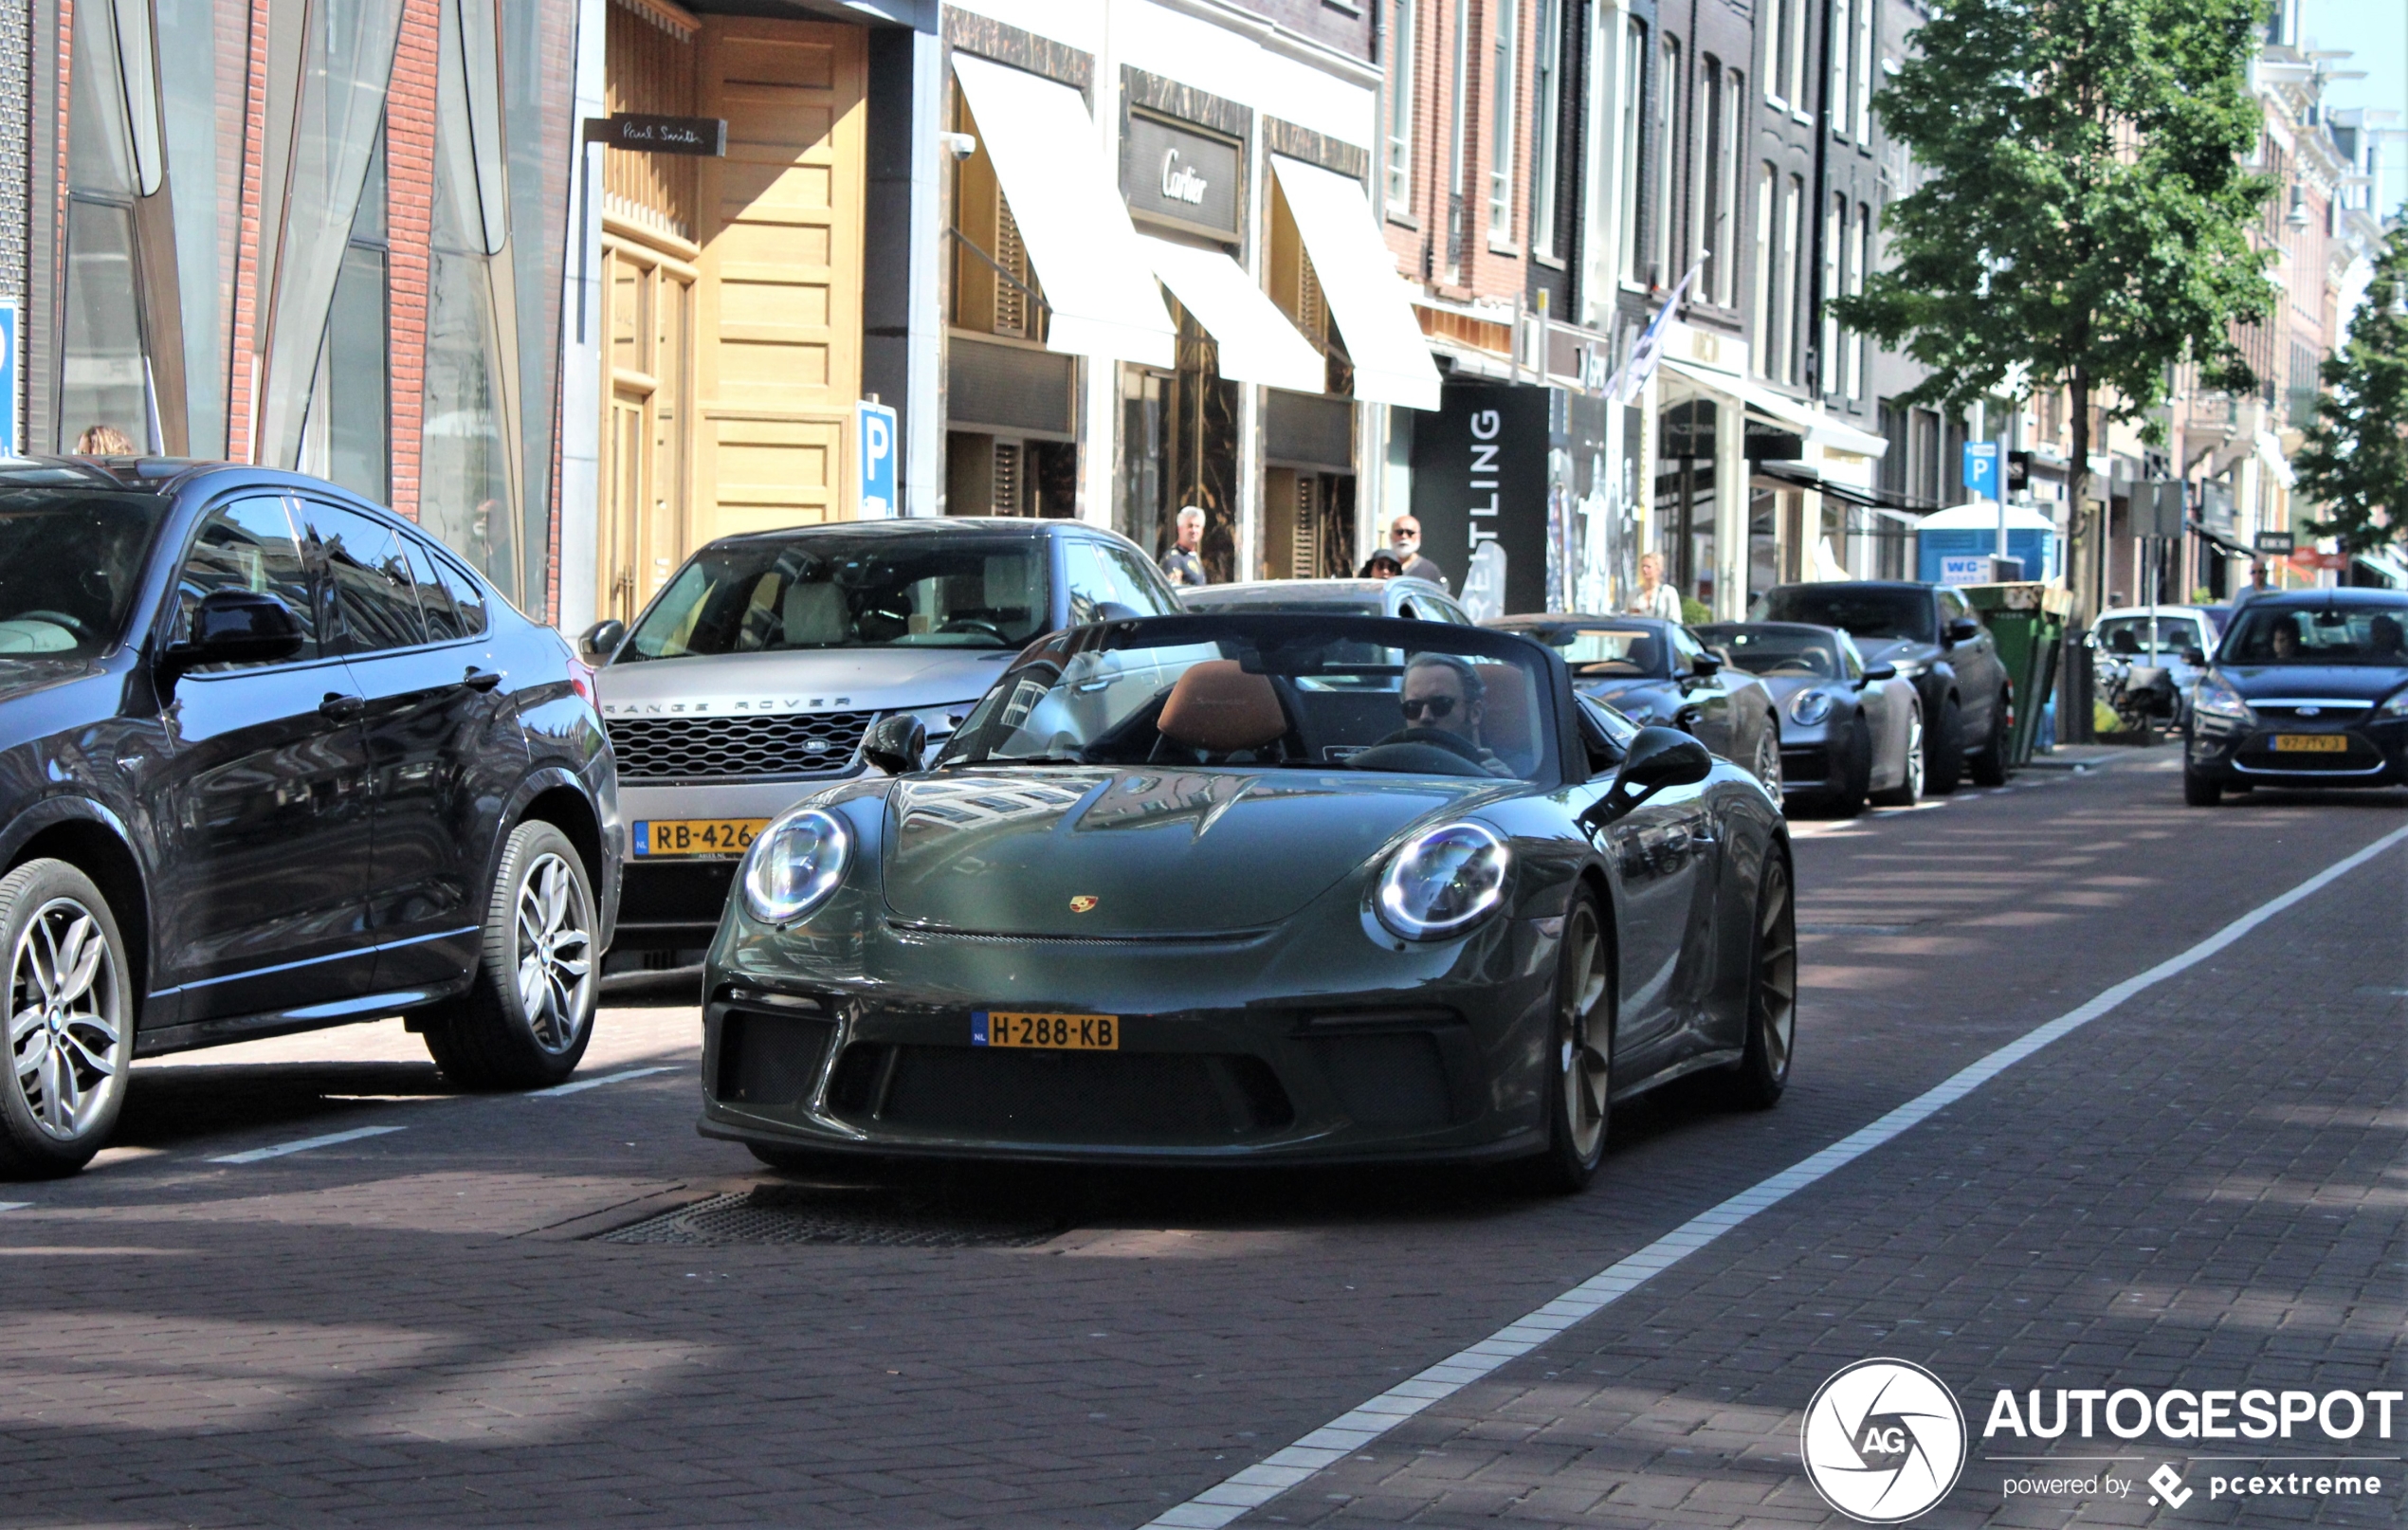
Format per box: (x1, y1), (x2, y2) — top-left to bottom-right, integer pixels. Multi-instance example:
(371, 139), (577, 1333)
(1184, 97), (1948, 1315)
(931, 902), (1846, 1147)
(1068, 895), (1100, 914)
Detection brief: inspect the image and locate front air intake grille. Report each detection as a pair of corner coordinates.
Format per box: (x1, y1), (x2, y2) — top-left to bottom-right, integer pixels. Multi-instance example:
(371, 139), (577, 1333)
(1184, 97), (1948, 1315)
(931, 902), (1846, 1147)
(606, 710), (876, 781)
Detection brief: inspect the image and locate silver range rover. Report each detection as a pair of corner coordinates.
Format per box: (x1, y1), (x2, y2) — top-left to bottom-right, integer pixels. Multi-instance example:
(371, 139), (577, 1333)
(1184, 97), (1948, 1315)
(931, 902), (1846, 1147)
(582, 518), (1183, 966)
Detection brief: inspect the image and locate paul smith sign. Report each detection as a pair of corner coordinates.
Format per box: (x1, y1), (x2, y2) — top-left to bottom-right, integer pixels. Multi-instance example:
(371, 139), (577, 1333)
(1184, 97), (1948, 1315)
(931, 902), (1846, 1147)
(1122, 112), (1241, 236)
(582, 114), (727, 156)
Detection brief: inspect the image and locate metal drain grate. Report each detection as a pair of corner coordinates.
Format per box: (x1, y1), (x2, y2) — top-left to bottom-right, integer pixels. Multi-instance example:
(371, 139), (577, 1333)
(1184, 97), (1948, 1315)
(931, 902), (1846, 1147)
(598, 1186), (1067, 1248)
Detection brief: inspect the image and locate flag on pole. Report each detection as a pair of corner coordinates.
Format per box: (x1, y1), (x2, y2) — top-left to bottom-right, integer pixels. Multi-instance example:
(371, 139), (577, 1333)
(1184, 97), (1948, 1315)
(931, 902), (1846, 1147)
(1606, 263), (1703, 406)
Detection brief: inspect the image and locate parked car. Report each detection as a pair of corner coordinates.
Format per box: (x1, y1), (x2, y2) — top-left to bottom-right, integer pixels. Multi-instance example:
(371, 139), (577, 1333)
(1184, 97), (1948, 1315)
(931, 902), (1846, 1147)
(1483, 613), (1784, 790)
(582, 519), (1180, 966)
(1754, 580), (2013, 792)
(2182, 589), (2408, 805)
(0, 458), (619, 1177)
(1696, 622), (1923, 814)
(1179, 576), (1472, 624)
(2089, 605), (2218, 728)
(700, 613), (1793, 1193)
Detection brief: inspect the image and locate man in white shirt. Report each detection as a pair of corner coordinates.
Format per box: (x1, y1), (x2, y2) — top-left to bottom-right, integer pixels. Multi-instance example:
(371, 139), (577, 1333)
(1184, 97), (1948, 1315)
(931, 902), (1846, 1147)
(1625, 552), (1683, 621)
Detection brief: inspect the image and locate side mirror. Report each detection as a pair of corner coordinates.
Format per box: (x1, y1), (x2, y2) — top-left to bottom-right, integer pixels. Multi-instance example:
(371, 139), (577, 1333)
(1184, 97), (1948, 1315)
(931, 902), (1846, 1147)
(861, 712), (926, 776)
(1584, 725), (1712, 824)
(1092, 602), (1143, 625)
(161, 589), (304, 676)
(1943, 616), (1980, 646)
(1686, 652), (1723, 679)
(1860, 662), (1898, 683)
(579, 618), (628, 661)
(2181, 647), (2207, 667)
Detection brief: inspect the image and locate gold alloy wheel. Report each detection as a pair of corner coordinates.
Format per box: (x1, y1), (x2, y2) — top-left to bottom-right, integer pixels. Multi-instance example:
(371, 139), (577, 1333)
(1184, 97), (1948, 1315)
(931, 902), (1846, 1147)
(1559, 900), (1613, 1163)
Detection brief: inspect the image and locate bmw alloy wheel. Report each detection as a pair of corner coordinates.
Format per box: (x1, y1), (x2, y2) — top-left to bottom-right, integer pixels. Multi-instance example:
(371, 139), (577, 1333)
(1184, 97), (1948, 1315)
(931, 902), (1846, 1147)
(515, 851), (594, 1054)
(9, 895), (123, 1144)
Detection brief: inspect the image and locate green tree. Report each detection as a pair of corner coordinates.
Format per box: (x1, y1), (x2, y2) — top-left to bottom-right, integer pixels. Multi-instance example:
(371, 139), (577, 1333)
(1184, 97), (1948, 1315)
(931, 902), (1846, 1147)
(1829, 0), (2273, 629)
(2294, 226), (2408, 556)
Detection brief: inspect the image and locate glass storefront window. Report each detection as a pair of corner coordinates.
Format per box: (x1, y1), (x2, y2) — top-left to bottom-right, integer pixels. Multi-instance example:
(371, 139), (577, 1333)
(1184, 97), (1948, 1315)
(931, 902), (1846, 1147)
(64, 0), (150, 453)
(155, 0), (249, 456)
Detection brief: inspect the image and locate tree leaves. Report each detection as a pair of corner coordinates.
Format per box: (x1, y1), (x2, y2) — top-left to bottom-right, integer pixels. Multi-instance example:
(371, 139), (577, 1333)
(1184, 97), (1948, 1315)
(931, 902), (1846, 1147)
(2296, 227), (2408, 556)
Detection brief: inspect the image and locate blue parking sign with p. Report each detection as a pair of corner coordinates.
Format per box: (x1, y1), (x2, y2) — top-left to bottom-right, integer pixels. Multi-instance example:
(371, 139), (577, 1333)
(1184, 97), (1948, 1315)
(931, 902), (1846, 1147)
(1961, 442), (1999, 501)
(856, 398), (897, 519)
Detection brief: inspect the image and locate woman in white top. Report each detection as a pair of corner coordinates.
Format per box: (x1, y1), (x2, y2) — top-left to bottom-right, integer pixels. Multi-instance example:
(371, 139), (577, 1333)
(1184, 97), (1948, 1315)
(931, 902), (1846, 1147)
(1626, 552), (1684, 621)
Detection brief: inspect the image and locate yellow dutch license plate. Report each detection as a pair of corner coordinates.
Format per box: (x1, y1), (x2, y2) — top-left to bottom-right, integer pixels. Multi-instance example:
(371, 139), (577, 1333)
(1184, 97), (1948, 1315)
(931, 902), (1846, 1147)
(2271, 735), (2349, 754)
(973, 1011), (1119, 1050)
(634, 818), (770, 857)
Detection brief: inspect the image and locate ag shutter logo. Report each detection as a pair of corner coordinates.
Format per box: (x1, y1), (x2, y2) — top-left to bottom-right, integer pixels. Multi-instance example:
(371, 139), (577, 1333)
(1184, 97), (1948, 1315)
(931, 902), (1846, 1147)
(1802, 1359), (1968, 1523)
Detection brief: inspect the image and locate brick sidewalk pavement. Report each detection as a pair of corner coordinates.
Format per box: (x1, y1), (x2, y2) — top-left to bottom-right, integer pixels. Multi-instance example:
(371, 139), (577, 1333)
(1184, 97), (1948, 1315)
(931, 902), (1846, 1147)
(0, 766), (2397, 1528)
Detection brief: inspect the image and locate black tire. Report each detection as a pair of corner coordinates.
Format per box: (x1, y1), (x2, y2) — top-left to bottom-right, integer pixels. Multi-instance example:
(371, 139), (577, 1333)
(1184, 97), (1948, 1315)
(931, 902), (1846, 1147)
(1925, 694), (1964, 794)
(2182, 768), (2223, 807)
(1968, 693), (2011, 785)
(1721, 849), (1797, 1110)
(0, 860), (132, 1179)
(1869, 702), (1925, 808)
(1827, 715), (1870, 817)
(1521, 889), (1612, 1194)
(422, 821), (599, 1090)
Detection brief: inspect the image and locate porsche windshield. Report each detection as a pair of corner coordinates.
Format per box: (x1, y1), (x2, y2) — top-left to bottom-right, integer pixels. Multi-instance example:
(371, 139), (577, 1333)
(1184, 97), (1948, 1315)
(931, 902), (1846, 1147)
(939, 619), (1557, 781)
(1698, 625), (1845, 678)
(621, 533), (1049, 659)
(1518, 625), (1669, 678)
(2223, 606), (2408, 666)
(0, 488), (171, 656)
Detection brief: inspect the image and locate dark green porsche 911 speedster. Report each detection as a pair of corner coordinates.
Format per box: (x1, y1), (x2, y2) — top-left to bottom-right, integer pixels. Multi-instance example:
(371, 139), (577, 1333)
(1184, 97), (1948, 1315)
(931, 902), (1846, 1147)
(697, 613), (1795, 1193)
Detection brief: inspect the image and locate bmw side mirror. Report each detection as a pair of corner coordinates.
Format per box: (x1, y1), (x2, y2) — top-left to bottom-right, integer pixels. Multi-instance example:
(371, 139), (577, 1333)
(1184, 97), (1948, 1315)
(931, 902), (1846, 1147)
(161, 589), (304, 677)
(579, 618), (628, 662)
(2182, 647), (2207, 667)
(1584, 725), (1712, 825)
(1684, 652), (1723, 683)
(1860, 662), (1898, 683)
(862, 713), (926, 776)
(1943, 617), (1980, 646)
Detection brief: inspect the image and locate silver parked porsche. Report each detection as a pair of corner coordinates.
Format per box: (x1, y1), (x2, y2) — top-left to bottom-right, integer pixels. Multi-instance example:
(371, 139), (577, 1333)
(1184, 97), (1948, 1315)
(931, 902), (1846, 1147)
(580, 519), (1181, 966)
(1697, 622), (1924, 815)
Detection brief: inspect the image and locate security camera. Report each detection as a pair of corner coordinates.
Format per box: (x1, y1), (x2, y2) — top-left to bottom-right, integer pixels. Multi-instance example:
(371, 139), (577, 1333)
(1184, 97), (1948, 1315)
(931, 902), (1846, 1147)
(939, 132), (977, 160)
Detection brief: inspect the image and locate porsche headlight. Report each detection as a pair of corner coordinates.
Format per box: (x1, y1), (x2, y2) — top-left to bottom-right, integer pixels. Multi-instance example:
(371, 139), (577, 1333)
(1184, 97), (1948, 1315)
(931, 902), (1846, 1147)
(1788, 689), (1834, 726)
(739, 808), (852, 924)
(1376, 822), (1511, 941)
(2193, 673), (2252, 723)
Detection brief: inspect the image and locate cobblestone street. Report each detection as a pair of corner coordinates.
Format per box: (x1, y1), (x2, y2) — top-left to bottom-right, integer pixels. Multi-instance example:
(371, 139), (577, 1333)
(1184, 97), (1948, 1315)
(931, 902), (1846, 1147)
(0, 756), (2400, 1528)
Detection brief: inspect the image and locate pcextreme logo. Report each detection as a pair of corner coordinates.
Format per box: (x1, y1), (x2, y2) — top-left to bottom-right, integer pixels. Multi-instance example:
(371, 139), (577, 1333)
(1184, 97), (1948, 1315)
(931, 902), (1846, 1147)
(1801, 1358), (1969, 1523)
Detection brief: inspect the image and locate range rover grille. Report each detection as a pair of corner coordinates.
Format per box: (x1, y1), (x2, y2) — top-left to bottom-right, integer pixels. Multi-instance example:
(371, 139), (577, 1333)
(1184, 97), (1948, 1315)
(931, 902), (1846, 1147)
(607, 710), (877, 781)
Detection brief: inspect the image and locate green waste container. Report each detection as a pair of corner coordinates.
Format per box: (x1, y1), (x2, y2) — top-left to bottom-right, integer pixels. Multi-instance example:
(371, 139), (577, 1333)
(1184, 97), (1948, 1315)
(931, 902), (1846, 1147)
(1960, 582), (2070, 768)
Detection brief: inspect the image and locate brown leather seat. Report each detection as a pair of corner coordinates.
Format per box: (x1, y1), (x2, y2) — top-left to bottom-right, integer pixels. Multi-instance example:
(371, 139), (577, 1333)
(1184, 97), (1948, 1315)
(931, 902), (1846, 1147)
(1158, 660), (1288, 753)
(1470, 662), (1536, 768)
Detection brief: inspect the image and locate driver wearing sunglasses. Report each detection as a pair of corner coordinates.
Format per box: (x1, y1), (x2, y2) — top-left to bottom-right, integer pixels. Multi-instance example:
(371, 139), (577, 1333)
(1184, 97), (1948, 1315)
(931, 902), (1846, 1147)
(1394, 653), (1513, 775)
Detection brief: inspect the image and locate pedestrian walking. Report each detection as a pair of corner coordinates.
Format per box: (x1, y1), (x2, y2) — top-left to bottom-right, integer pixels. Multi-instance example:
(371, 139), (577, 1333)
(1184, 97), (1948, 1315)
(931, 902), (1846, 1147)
(1160, 505), (1209, 588)
(1625, 552), (1683, 621)
(1386, 517), (1447, 590)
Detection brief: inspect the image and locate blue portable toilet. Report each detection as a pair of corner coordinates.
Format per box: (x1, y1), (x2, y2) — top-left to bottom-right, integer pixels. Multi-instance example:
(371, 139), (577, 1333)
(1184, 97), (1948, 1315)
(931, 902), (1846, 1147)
(1917, 502), (2060, 585)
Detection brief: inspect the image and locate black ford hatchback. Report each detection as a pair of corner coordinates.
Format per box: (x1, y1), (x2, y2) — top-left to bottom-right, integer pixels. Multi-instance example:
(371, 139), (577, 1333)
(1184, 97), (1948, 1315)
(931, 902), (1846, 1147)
(2183, 588), (2408, 804)
(0, 459), (619, 1177)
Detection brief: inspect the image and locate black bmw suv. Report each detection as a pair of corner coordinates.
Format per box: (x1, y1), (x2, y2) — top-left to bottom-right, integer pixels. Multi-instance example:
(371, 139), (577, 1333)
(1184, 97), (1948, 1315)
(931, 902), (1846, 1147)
(0, 459), (620, 1177)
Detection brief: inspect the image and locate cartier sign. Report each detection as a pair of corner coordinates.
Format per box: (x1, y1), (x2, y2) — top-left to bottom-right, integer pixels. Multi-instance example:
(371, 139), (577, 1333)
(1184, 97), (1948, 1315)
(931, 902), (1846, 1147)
(1122, 112), (1241, 237)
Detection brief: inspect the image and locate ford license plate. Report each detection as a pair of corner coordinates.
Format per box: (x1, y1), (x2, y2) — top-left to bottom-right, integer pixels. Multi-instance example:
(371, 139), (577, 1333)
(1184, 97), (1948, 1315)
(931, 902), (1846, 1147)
(973, 1011), (1119, 1050)
(634, 818), (769, 856)
(2271, 735), (2348, 754)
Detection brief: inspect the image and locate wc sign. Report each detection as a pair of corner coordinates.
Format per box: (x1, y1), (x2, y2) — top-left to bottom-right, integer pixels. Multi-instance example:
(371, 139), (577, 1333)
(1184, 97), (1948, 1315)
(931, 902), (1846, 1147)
(856, 398), (898, 519)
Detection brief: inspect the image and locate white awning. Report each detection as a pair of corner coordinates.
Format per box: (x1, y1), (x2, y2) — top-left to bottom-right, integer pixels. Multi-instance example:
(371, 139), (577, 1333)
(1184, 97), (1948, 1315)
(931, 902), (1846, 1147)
(952, 55), (1176, 368)
(1135, 234), (1326, 393)
(1659, 357), (1890, 458)
(1268, 155), (1442, 410)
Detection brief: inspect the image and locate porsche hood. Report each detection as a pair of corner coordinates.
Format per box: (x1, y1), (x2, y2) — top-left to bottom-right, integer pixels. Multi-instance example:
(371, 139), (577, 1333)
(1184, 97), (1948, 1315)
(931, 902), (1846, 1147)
(880, 768), (1502, 937)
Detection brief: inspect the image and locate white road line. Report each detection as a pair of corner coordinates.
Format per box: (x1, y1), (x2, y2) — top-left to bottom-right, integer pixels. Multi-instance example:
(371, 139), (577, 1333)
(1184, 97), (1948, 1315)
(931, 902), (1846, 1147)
(1142, 822), (2408, 1530)
(529, 1066), (673, 1097)
(208, 1124), (405, 1165)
